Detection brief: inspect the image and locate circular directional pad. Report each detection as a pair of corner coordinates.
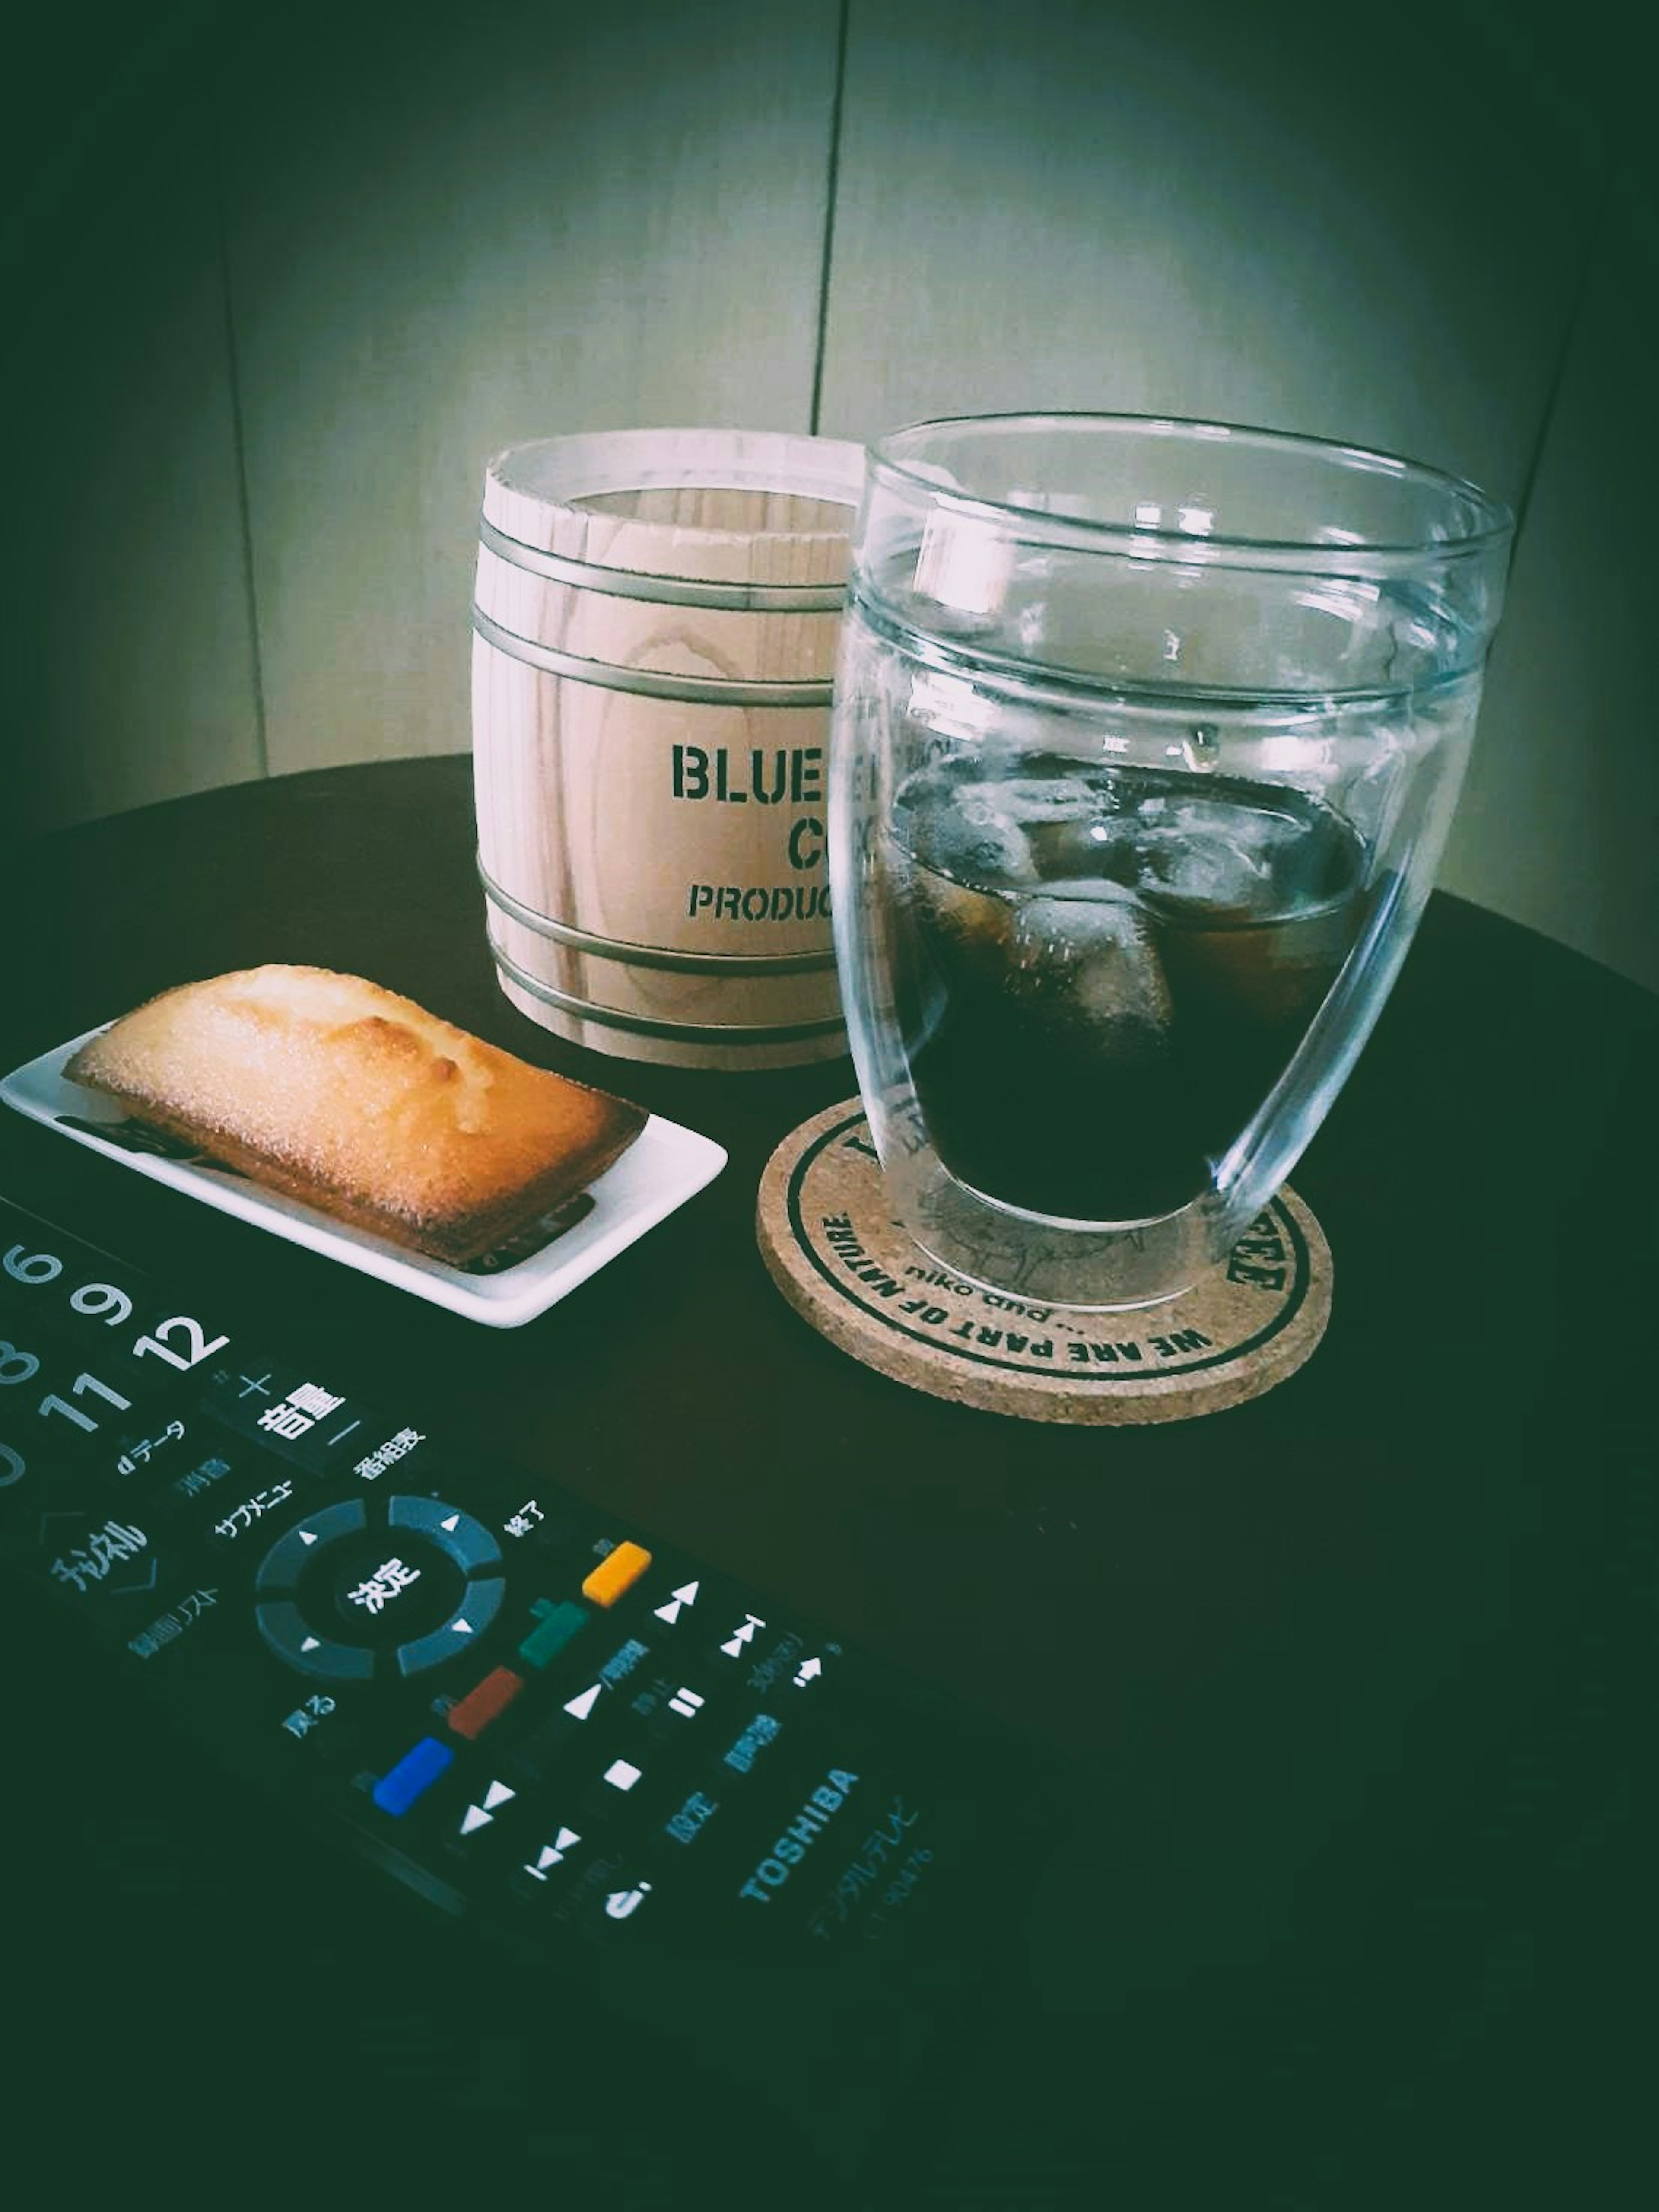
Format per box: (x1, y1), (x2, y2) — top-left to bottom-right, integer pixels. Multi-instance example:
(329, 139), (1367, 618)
(254, 1494), (505, 1683)
(314, 1528), (466, 1648)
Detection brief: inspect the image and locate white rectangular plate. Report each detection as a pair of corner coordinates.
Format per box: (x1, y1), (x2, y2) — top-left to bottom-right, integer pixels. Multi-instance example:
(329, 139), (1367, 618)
(0, 1029), (726, 1329)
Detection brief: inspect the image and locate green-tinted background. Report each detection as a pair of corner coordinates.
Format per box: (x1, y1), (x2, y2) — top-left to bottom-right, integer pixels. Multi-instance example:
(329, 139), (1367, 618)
(3, 0), (1652, 990)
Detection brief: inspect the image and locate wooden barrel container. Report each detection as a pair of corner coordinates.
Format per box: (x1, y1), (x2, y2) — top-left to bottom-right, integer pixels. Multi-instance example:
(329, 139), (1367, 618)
(471, 427), (864, 1069)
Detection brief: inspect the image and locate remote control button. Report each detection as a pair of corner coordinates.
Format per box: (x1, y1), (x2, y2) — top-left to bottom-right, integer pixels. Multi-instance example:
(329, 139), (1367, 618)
(202, 1362), (374, 1474)
(569, 1744), (662, 1836)
(456, 1776), (517, 1836)
(372, 1736), (454, 1816)
(0, 1340), (190, 1497)
(343, 1420), (436, 1484)
(582, 1542), (652, 1608)
(388, 1494), (502, 1574)
(152, 1444), (248, 1518)
(518, 1598), (590, 1669)
(601, 1877), (653, 1923)
(35, 1503), (161, 1597)
(648, 1577), (701, 1626)
(626, 1671), (722, 1748)
(322, 1532), (466, 1649)
(716, 1709), (788, 1776)
(597, 1634), (652, 1691)
(500, 1494), (589, 1553)
(204, 1474), (305, 1553)
(739, 1629), (842, 1702)
(518, 1824), (583, 1884)
(394, 1574), (506, 1677)
(446, 1666), (525, 1741)
(253, 1498), (370, 1595)
(256, 1600), (375, 1681)
(123, 1582), (225, 1662)
(107, 1412), (203, 1492)
(656, 1787), (724, 1851)
(714, 1610), (767, 1661)
(276, 1687), (350, 1750)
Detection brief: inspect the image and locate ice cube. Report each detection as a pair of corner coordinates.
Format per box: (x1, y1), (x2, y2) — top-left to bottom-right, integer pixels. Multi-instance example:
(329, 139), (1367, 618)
(908, 779), (1040, 889)
(1006, 883), (1171, 1063)
(906, 861), (1014, 958)
(1135, 796), (1313, 917)
(988, 769), (1144, 882)
(1031, 814), (1141, 886)
(995, 776), (1100, 825)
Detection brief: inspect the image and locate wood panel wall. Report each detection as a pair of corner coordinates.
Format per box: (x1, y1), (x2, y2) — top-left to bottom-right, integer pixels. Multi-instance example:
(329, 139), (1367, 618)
(3, 0), (1652, 992)
(3, 6), (262, 842)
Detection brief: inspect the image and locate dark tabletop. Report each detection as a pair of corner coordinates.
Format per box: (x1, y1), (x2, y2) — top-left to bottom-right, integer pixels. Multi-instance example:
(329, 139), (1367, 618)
(0, 757), (1653, 2208)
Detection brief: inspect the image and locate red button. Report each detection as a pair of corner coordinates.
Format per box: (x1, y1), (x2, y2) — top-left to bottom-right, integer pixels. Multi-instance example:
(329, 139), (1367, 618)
(446, 1666), (525, 1741)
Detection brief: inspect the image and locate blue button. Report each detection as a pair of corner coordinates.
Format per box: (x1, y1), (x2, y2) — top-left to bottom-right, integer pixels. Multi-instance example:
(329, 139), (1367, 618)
(372, 1736), (454, 1816)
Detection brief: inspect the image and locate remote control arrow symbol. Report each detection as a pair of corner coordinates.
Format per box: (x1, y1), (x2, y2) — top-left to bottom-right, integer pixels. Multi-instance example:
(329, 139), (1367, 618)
(653, 1579), (700, 1624)
(483, 1779), (515, 1811)
(564, 1683), (602, 1721)
(525, 1826), (581, 1878)
(460, 1804), (493, 1835)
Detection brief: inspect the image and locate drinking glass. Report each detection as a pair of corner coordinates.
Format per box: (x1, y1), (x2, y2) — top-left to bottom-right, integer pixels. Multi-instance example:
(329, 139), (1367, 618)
(828, 413), (1513, 1309)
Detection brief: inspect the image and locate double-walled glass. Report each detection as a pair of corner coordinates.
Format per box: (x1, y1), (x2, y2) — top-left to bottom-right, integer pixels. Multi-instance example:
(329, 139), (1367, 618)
(829, 414), (1512, 1309)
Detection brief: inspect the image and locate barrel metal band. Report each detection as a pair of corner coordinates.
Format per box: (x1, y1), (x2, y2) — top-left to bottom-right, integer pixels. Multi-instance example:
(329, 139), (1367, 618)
(478, 858), (836, 978)
(489, 936), (846, 1047)
(479, 516), (849, 613)
(471, 605), (836, 706)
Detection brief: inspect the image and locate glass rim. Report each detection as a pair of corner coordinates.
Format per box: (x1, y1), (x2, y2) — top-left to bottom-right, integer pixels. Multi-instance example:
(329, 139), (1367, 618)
(865, 409), (1516, 567)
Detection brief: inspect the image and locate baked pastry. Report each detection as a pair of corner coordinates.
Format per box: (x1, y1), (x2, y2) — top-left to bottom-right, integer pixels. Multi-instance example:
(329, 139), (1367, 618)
(66, 965), (647, 1264)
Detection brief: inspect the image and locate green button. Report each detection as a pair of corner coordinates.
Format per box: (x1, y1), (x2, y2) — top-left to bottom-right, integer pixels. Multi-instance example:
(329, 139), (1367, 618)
(518, 1598), (590, 1669)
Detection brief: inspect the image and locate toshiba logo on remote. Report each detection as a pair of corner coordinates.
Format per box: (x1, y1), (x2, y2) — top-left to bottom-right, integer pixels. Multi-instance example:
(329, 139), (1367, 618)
(737, 1770), (859, 1902)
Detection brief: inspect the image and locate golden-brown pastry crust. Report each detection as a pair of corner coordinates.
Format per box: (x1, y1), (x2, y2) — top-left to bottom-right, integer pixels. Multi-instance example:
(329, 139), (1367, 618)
(66, 965), (647, 1264)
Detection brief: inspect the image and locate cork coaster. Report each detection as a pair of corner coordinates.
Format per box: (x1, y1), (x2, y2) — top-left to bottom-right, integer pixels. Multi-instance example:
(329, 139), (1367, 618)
(756, 1101), (1332, 1424)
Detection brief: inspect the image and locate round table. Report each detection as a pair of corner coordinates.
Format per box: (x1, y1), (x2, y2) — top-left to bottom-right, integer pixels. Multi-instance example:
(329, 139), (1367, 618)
(1, 759), (1651, 2206)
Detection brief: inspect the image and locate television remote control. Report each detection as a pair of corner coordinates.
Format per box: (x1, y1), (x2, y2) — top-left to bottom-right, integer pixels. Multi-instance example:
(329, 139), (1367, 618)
(0, 1190), (1065, 2152)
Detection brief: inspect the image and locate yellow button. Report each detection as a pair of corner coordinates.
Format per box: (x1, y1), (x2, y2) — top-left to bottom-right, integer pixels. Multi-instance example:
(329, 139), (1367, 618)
(582, 1542), (652, 1607)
